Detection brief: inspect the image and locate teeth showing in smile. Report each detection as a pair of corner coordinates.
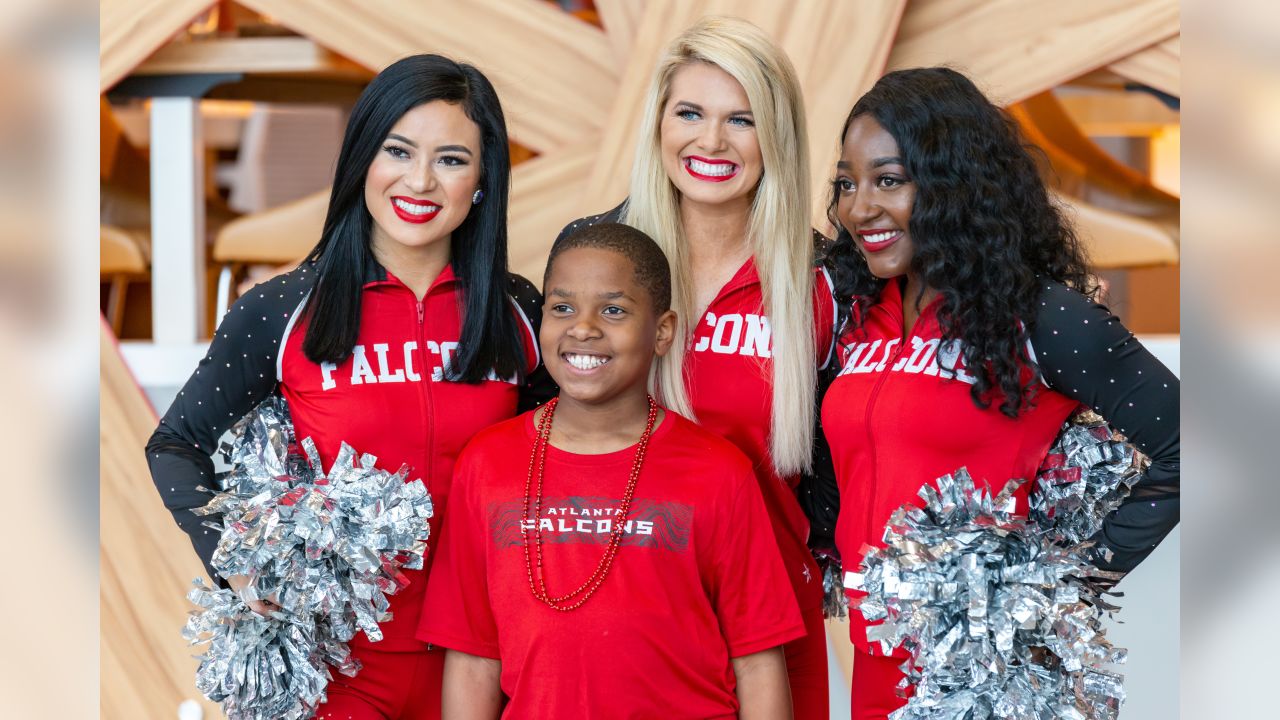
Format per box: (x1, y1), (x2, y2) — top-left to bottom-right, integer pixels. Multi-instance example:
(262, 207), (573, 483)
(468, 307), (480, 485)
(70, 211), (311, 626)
(394, 198), (440, 215)
(862, 230), (898, 244)
(565, 353), (610, 371)
(686, 158), (737, 177)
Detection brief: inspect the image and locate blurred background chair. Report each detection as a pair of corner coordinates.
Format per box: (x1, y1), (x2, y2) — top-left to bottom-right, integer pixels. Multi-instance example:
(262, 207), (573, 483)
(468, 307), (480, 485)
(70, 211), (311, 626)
(100, 224), (150, 335)
(217, 105), (342, 215)
(212, 187), (328, 316)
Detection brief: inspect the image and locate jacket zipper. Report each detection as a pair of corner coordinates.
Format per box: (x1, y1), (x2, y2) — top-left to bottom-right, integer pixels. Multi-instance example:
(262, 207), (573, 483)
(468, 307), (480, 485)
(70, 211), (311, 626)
(417, 298), (435, 495)
(411, 291), (436, 651)
(862, 326), (906, 547)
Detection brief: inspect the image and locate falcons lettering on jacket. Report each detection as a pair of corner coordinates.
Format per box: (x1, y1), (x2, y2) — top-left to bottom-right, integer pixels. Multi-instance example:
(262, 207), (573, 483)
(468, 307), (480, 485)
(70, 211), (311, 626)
(837, 336), (978, 385)
(318, 340), (514, 390)
(692, 312), (773, 358)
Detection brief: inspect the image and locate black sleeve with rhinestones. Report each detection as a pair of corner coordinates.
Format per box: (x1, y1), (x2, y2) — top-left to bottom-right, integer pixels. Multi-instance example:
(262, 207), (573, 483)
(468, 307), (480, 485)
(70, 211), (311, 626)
(1029, 280), (1180, 576)
(508, 273), (559, 411)
(144, 267), (316, 581)
(553, 203), (625, 246)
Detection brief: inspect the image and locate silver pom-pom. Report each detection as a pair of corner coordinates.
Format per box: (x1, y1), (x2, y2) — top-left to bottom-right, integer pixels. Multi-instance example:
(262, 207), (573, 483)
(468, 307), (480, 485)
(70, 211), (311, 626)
(182, 581), (356, 719)
(183, 396), (434, 719)
(1030, 411), (1146, 556)
(848, 412), (1141, 719)
(815, 549), (848, 620)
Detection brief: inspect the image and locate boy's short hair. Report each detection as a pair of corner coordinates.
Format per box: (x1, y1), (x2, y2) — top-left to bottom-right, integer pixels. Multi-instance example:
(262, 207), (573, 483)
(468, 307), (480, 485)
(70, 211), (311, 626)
(545, 223), (672, 313)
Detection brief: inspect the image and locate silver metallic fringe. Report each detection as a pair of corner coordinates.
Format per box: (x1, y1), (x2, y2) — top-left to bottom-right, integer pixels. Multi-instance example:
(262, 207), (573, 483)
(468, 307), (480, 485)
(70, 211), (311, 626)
(846, 411), (1143, 719)
(181, 396), (433, 719)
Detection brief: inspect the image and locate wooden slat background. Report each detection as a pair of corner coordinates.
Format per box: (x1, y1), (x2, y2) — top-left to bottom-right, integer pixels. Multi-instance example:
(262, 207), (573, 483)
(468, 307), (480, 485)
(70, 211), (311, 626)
(101, 324), (222, 719)
(237, 0), (619, 154)
(100, 0), (215, 91)
(595, 0), (650, 65)
(1110, 36), (1180, 97)
(99, 0), (1181, 281)
(887, 0), (1179, 105)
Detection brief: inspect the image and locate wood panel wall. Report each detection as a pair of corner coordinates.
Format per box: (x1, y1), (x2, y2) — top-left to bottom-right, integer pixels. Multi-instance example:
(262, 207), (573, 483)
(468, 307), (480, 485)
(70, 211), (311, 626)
(101, 325), (222, 719)
(101, 0), (214, 91)
(100, 0), (1180, 280)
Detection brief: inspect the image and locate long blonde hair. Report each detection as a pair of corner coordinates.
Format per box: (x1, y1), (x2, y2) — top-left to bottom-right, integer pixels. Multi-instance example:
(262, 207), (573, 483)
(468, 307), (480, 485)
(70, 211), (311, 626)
(622, 16), (816, 476)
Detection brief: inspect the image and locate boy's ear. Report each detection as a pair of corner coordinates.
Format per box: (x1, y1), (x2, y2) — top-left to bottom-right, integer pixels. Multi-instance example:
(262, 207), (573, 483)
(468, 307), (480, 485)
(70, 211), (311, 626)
(653, 309), (678, 357)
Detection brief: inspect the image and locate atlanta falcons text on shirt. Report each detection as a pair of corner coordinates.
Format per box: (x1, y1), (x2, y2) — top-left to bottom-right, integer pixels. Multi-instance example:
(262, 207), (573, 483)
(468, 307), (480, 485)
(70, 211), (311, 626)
(488, 496), (693, 552)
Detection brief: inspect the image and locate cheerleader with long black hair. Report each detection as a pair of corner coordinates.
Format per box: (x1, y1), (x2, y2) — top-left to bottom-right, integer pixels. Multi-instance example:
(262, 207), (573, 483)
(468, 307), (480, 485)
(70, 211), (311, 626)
(146, 54), (550, 719)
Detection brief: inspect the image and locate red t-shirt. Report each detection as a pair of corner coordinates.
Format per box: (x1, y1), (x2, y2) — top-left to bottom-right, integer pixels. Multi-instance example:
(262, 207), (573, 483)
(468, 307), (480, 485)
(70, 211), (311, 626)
(279, 265), (539, 650)
(683, 259), (837, 611)
(418, 411), (805, 719)
(822, 278), (1077, 655)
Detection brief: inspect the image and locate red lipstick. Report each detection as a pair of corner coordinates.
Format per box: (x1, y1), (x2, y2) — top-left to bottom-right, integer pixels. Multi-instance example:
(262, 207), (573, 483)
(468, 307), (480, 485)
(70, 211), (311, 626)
(391, 196), (441, 224)
(857, 229), (903, 253)
(683, 155), (739, 183)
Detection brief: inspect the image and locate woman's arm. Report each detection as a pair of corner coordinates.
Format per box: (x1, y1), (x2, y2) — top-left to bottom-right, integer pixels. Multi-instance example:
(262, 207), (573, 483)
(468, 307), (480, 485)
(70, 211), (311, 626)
(442, 650), (504, 720)
(145, 268), (314, 582)
(1029, 281), (1180, 574)
(732, 647), (792, 720)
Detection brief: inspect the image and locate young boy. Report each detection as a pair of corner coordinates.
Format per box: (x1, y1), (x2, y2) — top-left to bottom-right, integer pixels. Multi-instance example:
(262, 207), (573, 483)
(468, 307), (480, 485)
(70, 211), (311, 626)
(417, 223), (805, 719)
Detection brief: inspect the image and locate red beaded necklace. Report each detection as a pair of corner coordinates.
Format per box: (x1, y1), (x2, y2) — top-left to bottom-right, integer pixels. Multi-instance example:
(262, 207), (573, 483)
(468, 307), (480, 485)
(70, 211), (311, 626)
(522, 395), (659, 612)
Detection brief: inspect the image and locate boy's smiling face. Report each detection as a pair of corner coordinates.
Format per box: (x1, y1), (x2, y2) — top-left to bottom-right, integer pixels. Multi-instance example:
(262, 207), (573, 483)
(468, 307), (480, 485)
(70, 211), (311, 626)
(541, 247), (676, 409)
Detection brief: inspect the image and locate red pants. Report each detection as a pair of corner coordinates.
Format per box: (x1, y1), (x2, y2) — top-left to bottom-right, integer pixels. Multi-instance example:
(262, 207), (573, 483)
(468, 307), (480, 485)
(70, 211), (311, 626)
(849, 649), (910, 720)
(314, 644), (444, 720)
(786, 603), (830, 720)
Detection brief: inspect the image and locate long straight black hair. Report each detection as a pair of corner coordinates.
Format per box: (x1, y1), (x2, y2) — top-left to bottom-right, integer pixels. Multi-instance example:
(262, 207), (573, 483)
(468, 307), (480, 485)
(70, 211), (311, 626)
(302, 53), (523, 384)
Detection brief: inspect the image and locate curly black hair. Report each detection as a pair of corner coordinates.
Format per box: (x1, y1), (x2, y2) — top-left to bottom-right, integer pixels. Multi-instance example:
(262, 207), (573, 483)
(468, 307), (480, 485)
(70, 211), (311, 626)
(825, 67), (1095, 417)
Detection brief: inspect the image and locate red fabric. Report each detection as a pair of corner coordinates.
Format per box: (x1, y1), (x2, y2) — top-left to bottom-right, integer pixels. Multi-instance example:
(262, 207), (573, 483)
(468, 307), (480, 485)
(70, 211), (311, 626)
(822, 279), (1077, 656)
(782, 591), (832, 720)
(314, 645), (445, 720)
(418, 411), (805, 719)
(279, 264), (538, 652)
(683, 260), (836, 717)
(849, 650), (910, 720)
(684, 261), (837, 587)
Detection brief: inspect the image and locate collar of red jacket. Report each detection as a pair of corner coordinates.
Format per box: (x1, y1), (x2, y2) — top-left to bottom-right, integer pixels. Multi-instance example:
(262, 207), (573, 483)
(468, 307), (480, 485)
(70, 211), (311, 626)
(360, 259), (458, 294)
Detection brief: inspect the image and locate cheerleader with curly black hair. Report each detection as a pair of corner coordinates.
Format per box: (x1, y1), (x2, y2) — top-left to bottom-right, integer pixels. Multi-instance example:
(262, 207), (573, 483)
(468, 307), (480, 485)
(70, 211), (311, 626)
(820, 67), (1180, 719)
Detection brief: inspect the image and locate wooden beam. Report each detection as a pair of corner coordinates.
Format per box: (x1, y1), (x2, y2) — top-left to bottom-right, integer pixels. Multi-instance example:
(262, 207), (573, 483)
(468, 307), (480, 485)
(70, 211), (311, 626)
(1011, 91), (1179, 208)
(889, 0), (1179, 105)
(134, 36), (372, 80)
(237, 0), (618, 153)
(101, 0), (215, 91)
(1109, 36), (1180, 97)
(1063, 192), (1178, 268)
(508, 142), (599, 282)
(787, 0), (907, 226)
(101, 324), (222, 720)
(1149, 126), (1180, 197)
(581, 0), (906, 224)
(595, 0), (649, 65)
(204, 75), (370, 106)
(1056, 90), (1180, 136)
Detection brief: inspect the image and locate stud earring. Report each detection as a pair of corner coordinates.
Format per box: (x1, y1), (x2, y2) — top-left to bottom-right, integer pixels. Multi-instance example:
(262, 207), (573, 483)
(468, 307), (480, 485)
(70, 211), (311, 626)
(472, 189), (484, 205)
